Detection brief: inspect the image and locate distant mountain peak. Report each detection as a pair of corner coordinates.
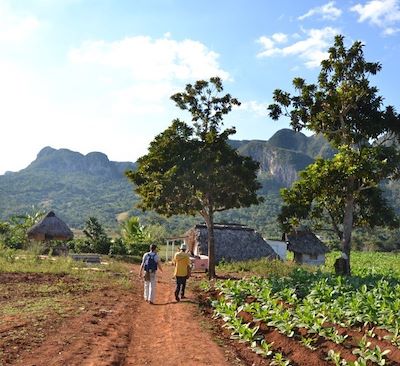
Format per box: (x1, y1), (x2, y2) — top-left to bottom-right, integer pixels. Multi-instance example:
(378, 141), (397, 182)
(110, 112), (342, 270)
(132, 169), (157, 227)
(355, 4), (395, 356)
(268, 129), (308, 151)
(25, 146), (134, 179)
(37, 146), (57, 158)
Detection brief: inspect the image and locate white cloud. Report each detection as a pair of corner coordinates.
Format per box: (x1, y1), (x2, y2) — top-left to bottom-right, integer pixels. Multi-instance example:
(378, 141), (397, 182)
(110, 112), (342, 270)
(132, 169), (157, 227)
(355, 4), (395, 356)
(0, 34), (232, 174)
(383, 26), (400, 34)
(69, 35), (230, 82)
(351, 0), (400, 35)
(298, 1), (342, 21)
(257, 36), (275, 50)
(66, 35), (231, 146)
(256, 32), (289, 54)
(238, 100), (267, 117)
(272, 33), (288, 43)
(0, 2), (40, 43)
(257, 27), (339, 68)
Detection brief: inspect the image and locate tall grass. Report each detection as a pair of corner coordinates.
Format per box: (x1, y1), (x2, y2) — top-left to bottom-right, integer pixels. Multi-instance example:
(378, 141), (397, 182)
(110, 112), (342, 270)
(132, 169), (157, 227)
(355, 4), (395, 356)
(0, 244), (133, 288)
(0, 247), (84, 273)
(217, 251), (400, 279)
(217, 258), (305, 278)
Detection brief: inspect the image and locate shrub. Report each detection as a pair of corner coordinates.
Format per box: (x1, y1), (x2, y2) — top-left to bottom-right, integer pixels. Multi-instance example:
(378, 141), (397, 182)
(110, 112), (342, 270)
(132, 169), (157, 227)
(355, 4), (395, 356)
(70, 238), (92, 253)
(109, 238), (127, 256)
(125, 242), (150, 256)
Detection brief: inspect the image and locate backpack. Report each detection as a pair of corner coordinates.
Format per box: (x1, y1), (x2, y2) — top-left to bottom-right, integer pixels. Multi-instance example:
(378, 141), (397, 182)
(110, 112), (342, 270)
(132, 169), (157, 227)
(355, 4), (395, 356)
(144, 252), (157, 272)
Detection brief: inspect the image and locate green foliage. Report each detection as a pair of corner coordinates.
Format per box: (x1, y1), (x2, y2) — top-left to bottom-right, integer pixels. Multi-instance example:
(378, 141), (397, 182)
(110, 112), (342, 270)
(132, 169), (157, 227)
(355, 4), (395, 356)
(0, 243), (16, 262)
(82, 217), (111, 254)
(109, 238), (127, 255)
(0, 152), (136, 230)
(145, 224), (168, 246)
(26, 240), (68, 256)
(127, 77), (263, 278)
(0, 208), (45, 249)
(212, 251), (399, 366)
(69, 238), (92, 254)
(279, 148), (400, 236)
(108, 238), (148, 257)
(125, 242), (149, 256)
(217, 258), (299, 278)
(268, 34), (400, 267)
(120, 216), (151, 244)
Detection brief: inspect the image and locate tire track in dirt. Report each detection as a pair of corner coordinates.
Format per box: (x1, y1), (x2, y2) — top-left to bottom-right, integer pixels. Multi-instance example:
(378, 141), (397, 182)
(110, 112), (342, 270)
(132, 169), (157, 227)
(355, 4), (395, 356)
(123, 266), (231, 366)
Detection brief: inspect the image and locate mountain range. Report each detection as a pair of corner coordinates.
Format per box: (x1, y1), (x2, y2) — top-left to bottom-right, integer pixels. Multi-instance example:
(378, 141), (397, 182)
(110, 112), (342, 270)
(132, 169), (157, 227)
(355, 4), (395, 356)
(0, 129), (339, 235)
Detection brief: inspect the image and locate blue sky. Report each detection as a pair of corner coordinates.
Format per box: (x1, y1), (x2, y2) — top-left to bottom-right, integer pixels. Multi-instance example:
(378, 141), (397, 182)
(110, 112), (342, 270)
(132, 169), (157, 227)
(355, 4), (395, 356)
(1, 0), (400, 174)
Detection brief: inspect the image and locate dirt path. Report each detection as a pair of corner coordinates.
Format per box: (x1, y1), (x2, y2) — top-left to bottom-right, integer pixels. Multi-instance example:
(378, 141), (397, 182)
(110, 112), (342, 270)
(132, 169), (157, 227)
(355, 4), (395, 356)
(123, 265), (231, 366)
(9, 264), (232, 366)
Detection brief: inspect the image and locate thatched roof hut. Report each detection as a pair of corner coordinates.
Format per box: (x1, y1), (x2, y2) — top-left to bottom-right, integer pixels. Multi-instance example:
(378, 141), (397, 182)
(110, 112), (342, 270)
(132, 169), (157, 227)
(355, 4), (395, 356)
(27, 211), (73, 241)
(284, 229), (328, 265)
(184, 223), (278, 263)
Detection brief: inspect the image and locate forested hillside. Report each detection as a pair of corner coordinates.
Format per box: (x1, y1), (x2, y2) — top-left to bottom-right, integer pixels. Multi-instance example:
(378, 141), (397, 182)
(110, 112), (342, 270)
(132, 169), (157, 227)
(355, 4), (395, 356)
(0, 147), (137, 230)
(1, 129), (399, 245)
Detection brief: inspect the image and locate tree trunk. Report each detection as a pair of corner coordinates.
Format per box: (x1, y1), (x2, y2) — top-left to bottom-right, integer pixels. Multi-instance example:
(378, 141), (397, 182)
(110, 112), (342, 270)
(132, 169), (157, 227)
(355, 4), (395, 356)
(341, 193), (354, 275)
(203, 209), (216, 279)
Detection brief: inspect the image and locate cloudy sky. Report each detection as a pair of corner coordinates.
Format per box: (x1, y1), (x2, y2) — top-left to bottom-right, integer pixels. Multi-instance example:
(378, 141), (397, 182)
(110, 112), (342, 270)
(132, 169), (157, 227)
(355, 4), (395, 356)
(1, 0), (400, 174)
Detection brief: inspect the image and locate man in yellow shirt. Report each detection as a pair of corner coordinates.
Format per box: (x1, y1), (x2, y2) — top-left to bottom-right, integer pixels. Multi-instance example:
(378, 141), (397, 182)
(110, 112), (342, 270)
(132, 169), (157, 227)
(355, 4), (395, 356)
(173, 243), (191, 302)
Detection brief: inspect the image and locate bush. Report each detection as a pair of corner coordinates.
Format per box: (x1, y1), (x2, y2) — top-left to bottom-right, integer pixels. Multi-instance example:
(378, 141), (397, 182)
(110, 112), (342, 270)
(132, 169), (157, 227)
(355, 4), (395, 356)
(0, 243), (16, 262)
(109, 238), (127, 255)
(69, 238), (92, 253)
(125, 242), (150, 256)
(92, 238), (111, 254)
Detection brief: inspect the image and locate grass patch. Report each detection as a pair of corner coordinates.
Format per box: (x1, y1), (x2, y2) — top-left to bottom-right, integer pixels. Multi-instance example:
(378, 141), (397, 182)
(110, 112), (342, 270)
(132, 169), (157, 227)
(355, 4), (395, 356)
(217, 257), (304, 278)
(2, 297), (65, 316)
(0, 246), (133, 288)
(214, 251), (400, 283)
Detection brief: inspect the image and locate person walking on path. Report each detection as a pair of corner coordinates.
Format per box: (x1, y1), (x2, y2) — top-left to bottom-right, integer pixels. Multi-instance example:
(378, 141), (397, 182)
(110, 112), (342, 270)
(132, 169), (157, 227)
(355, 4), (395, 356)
(173, 243), (191, 302)
(139, 244), (163, 304)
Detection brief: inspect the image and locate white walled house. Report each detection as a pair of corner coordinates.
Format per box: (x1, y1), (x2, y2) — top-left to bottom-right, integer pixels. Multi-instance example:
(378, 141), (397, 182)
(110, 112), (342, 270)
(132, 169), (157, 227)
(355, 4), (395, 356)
(284, 229), (329, 266)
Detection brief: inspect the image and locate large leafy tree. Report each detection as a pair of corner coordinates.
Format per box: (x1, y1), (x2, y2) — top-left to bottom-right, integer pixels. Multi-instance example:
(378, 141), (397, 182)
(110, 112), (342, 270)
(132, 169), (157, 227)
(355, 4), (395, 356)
(126, 77), (263, 278)
(268, 35), (400, 273)
(278, 148), (399, 239)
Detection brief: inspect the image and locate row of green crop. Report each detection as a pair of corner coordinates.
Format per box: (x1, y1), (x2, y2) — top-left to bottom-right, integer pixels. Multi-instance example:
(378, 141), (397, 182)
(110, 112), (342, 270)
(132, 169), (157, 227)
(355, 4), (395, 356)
(212, 297), (292, 366)
(212, 288), (390, 365)
(211, 263), (400, 365)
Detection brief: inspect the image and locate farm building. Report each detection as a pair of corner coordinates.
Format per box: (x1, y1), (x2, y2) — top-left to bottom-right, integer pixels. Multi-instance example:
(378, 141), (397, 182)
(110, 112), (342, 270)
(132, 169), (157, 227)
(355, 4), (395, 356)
(27, 211), (73, 241)
(265, 239), (287, 260)
(184, 223), (278, 263)
(284, 229), (329, 266)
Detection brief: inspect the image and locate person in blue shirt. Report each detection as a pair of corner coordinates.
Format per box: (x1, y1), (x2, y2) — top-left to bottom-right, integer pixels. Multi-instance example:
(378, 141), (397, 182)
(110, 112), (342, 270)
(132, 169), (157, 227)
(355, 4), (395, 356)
(139, 244), (163, 304)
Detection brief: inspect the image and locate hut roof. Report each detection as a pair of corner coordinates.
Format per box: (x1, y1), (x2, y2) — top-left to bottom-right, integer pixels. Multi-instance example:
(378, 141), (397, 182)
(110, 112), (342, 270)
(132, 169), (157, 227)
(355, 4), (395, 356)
(185, 223), (278, 262)
(285, 229), (328, 255)
(193, 223), (254, 231)
(27, 211), (74, 241)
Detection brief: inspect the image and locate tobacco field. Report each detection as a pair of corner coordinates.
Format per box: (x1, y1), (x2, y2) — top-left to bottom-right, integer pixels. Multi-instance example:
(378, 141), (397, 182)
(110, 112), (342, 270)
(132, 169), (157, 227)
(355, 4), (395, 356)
(208, 252), (400, 366)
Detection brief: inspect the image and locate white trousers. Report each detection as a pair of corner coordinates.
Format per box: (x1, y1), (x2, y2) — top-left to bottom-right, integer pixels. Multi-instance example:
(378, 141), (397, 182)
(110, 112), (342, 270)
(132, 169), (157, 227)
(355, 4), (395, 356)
(143, 272), (157, 302)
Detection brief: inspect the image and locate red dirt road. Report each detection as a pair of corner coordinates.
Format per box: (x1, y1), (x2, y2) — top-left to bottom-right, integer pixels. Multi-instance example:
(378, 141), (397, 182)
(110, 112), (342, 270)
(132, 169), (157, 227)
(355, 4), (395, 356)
(124, 267), (230, 366)
(7, 265), (232, 366)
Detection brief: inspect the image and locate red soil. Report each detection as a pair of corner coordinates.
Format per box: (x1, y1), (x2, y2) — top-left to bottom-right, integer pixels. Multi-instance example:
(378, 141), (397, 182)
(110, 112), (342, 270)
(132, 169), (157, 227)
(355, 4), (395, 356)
(1, 266), (233, 366)
(2, 267), (399, 366)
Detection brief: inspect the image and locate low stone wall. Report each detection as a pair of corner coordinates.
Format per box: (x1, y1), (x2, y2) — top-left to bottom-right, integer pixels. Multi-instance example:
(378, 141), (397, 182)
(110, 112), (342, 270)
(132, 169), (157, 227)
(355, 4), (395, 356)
(70, 254), (101, 263)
